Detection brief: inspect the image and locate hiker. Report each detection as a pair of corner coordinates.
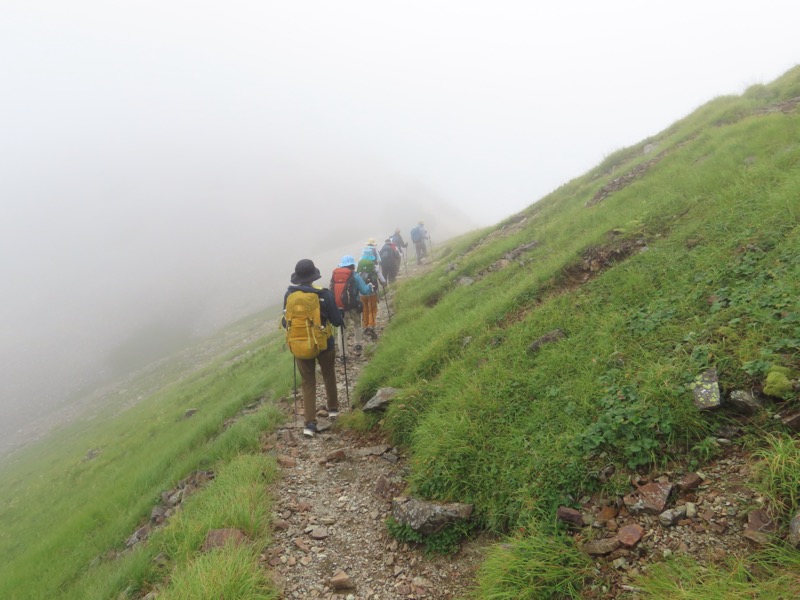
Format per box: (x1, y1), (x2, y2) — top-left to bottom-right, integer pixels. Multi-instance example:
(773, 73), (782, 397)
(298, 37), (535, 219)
(360, 237), (383, 278)
(330, 255), (371, 357)
(390, 228), (408, 254)
(379, 238), (401, 283)
(410, 221), (429, 264)
(282, 259), (344, 438)
(357, 255), (385, 340)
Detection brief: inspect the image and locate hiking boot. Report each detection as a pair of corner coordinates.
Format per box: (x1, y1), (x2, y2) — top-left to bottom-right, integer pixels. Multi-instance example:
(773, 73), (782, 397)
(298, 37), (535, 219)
(302, 421), (318, 438)
(327, 409), (339, 419)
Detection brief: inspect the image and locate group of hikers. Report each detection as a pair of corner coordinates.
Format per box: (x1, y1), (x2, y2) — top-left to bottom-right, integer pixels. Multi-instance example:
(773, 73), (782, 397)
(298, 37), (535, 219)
(282, 222), (430, 437)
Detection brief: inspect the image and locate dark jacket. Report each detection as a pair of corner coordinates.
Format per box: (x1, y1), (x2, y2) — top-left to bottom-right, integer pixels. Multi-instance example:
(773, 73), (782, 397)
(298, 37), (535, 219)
(282, 284), (344, 352)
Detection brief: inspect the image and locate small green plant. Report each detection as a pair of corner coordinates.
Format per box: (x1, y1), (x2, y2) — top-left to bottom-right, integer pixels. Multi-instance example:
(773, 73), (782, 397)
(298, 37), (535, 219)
(385, 517), (472, 555)
(474, 526), (591, 599)
(577, 383), (675, 469)
(689, 436), (722, 469)
(753, 434), (800, 515)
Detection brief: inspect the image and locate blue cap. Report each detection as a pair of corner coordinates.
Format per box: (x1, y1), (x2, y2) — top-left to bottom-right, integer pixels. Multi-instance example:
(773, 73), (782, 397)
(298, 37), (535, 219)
(339, 255), (356, 267)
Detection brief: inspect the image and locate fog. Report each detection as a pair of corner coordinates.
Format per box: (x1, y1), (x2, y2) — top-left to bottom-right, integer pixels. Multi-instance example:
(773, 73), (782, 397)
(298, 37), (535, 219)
(1, 1), (798, 454)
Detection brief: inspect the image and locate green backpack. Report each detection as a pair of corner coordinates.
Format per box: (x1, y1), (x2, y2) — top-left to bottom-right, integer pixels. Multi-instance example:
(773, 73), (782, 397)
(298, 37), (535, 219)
(284, 290), (331, 359)
(357, 258), (378, 289)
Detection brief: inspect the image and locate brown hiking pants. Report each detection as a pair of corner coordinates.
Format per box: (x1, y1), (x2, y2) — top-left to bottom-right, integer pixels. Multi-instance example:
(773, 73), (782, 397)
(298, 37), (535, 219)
(295, 347), (338, 424)
(361, 294), (378, 329)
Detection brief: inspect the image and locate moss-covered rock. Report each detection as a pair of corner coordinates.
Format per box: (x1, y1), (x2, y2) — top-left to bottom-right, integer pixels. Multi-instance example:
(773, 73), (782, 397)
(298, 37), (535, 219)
(763, 369), (794, 399)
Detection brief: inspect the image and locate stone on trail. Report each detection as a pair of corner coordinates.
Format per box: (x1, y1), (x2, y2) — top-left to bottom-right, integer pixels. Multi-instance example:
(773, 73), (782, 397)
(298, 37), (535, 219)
(556, 506), (585, 527)
(624, 481), (673, 514)
(391, 497), (473, 535)
(617, 523), (644, 547)
(363, 387), (400, 413)
(582, 537), (621, 555)
(330, 570), (354, 590)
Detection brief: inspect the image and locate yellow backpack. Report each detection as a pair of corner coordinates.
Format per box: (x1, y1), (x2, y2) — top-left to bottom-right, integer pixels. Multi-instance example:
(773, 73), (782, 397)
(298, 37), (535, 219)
(284, 290), (332, 359)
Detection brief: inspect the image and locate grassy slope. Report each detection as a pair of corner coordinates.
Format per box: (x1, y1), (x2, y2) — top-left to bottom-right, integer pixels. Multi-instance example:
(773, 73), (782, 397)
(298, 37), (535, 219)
(0, 321), (291, 599)
(356, 68), (800, 595)
(1, 68), (798, 599)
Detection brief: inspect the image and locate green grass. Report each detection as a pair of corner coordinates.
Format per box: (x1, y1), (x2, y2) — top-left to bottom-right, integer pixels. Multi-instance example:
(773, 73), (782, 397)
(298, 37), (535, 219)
(0, 328), (291, 599)
(3, 66), (800, 599)
(355, 66), (800, 595)
(630, 546), (800, 599)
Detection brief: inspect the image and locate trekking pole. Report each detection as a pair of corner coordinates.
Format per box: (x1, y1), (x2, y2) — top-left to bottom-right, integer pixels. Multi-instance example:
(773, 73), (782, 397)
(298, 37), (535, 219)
(292, 358), (298, 427)
(340, 327), (350, 408)
(380, 281), (392, 321)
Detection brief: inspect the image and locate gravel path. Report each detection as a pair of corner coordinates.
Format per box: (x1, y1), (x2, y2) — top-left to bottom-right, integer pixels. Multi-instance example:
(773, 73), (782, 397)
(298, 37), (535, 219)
(263, 288), (485, 599)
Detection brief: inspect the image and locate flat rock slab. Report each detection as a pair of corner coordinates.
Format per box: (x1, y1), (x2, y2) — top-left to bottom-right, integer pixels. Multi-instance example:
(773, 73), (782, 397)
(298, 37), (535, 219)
(392, 497), (473, 535)
(583, 537), (621, 555)
(624, 482), (673, 514)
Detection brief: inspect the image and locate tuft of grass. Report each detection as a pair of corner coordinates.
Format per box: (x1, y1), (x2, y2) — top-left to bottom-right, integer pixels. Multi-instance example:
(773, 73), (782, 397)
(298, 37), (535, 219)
(753, 434), (800, 516)
(472, 525), (591, 599)
(631, 550), (800, 599)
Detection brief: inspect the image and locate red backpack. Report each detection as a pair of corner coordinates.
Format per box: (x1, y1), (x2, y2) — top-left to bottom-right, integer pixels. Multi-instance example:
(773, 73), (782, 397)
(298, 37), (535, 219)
(331, 267), (362, 311)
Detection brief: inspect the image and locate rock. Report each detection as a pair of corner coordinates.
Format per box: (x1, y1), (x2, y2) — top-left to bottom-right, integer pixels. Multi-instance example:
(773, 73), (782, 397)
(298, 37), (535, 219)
(556, 506), (585, 527)
(643, 143), (659, 155)
(583, 537), (621, 555)
(727, 390), (762, 415)
(309, 527), (328, 540)
(277, 455), (297, 468)
(659, 506), (687, 527)
(354, 444), (392, 457)
(363, 388), (400, 413)
(375, 475), (388, 496)
(788, 512), (800, 547)
(624, 482), (673, 514)
(391, 497), (473, 535)
(691, 368), (721, 410)
(184, 408), (199, 418)
(293, 538), (310, 552)
(782, 412), (800, 432)
(617, 524), (644, 547)
(201, 528), (246, 551)
(527, 329), (566, 354)
(326, 449), (347, 462)
(685, 502), (697, 519)
(457, 277), (475, 286)
(677, 472), (702, 491)
(330, 570), (354, 590)
(743, 509), (775, 545)
(150, 504), (168, 525)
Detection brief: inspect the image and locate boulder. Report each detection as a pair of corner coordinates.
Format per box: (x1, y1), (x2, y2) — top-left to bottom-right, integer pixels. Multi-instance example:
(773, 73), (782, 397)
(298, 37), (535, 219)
(726, 390), (762, 415)
(624, 482), (673, 514)
(330, 570), (354, 590)
(691, 368), (721, 410)
(363, 388), (400, 413)
(556, 506), (585, 527)
(391, 497), (473, 535)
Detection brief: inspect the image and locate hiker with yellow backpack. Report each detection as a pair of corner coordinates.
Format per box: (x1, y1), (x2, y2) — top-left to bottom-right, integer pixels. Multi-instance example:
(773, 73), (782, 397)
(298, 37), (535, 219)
(282, 259), (344, 438)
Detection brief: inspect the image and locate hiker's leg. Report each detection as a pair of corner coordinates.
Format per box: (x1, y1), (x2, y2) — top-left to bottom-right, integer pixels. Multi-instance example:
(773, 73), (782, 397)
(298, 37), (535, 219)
(352, 310), (363, 346)
(365, 295), (377, 328)
(295, 357), (317, 424)
(318, 348), (338, 412)
(360, 295), (369, 329)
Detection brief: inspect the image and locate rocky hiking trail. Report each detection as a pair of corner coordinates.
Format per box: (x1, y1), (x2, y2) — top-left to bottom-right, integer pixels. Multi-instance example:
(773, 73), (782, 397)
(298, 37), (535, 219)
(261, 292), (487, 599)
(256, 255), (798, 599)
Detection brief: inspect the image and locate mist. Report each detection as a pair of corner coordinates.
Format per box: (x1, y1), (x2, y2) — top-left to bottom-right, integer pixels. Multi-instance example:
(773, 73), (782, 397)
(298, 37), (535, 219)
(2, 0), (798, 455)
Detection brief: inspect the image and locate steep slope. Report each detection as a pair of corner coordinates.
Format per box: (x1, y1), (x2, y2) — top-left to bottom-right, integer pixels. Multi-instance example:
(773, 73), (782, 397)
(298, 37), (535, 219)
(353, 66), (800, 597)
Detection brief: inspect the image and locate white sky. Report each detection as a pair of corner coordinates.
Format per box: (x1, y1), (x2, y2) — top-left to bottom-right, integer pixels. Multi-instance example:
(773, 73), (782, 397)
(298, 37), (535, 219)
(0, 0), (797, 445)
